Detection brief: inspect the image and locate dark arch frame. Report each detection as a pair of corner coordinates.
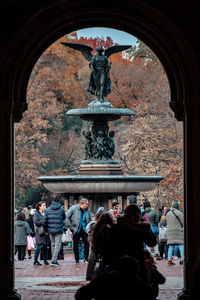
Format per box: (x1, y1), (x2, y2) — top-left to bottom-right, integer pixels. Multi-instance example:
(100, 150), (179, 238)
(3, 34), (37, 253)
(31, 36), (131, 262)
(2, 3), (196, 121)
(1, 2), (199, 299)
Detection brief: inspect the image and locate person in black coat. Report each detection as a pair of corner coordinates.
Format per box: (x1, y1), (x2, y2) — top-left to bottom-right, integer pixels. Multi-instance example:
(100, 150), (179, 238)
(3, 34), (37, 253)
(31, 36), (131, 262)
(102, 204), (157, 280)
(33, 201), (49, 266)
(43, 197), (66, 267)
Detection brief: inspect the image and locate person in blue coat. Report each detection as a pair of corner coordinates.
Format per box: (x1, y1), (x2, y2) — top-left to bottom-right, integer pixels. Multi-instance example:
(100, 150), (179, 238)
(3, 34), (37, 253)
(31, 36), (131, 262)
(43, 197), (66, 267)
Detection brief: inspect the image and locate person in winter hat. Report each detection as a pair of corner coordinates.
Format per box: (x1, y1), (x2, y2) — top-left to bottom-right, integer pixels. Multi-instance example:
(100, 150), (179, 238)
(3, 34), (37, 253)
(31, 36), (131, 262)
(144, 201), (161, 260)
(96, 207), (105, 219)
(167, 200), (184, 265)
(172, 200), (180, 209)
(43, 196), (66, 267)
(127, 195), (137, 206)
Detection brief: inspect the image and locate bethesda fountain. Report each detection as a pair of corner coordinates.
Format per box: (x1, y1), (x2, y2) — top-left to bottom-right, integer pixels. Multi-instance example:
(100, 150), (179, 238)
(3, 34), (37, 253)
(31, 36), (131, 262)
(38, 42), (164, 212)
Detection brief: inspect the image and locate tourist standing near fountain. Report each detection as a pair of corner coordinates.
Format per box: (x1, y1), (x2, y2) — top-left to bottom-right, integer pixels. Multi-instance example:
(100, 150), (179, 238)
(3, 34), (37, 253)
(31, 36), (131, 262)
(65, 198), (92, 264)
(43, 197), (66, 267)
(166, 200), (184, 265)
(33, 201), (49, 266)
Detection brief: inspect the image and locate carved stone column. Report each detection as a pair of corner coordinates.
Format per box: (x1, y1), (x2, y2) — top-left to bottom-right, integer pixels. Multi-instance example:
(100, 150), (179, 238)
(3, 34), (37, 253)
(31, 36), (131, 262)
(177, 99), (200, 299)
(0, 101), (21, 299)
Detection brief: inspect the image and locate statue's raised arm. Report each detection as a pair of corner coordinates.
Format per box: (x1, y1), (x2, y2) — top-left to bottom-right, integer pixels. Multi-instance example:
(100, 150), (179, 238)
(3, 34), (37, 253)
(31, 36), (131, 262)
(61, 42), (132, 102)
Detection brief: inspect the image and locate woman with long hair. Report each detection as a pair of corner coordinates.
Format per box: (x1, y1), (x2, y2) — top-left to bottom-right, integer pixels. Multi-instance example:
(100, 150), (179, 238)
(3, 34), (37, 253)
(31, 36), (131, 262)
(33, 201), (49, 265)
(86, 212), (116, 280)
(22, 206), (35, 259)
(91, 212), (116, 255)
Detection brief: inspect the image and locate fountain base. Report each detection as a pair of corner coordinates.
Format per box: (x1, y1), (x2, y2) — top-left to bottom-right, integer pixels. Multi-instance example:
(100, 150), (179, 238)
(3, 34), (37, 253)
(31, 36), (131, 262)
(78, 164), (123, 175)
(38, 175), (164, 194)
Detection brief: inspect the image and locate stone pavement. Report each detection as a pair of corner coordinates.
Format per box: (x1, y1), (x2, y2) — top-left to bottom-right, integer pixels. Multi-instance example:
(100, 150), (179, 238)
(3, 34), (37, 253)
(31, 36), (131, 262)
(15, 253), (184, 299)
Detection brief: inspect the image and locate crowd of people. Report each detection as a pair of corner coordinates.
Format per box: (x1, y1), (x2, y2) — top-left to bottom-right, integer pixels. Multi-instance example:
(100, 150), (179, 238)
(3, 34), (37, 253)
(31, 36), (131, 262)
(14, 195), (185, 299)
(14, 198), (66, 266)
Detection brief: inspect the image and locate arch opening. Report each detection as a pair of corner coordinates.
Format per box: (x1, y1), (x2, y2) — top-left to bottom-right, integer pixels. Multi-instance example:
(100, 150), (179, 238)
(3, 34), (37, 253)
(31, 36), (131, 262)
(14, 25), (184, 298)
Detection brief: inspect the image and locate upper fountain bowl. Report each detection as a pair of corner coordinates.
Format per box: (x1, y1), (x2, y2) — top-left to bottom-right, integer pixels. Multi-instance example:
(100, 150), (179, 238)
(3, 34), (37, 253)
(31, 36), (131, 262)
(66, 99), (134, 121)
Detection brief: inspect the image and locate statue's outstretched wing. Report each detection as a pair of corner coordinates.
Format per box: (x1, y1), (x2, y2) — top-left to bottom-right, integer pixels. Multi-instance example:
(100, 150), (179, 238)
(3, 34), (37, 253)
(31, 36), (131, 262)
(105, 45), (132, 59)
(61, 42), (93, 62)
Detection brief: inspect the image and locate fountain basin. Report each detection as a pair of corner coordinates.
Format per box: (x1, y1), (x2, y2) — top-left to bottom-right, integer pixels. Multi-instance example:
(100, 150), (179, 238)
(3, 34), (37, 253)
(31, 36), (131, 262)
(38, 175), (164, 194)
(66, 107), (134, 121)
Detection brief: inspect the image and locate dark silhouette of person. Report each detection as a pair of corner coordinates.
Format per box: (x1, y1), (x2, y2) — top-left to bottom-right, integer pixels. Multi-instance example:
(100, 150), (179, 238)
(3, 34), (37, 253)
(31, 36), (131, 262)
(102, 204), (157, 280)
(86, 212), (116, 280)
(144, 248), (166, 298)
(75, 255), (154, 300)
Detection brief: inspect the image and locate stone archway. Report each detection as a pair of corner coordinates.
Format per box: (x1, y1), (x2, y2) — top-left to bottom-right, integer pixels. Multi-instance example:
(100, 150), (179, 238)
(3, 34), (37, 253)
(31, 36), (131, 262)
(0, 2), (199, 299)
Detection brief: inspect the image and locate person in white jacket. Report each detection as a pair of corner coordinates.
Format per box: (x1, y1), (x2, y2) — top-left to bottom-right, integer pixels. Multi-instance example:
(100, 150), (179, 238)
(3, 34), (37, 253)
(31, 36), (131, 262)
(166, 200), (184, 265)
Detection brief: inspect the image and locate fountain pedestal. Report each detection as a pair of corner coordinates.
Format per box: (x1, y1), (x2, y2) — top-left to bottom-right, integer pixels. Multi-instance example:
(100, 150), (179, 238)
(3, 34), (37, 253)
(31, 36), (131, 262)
(78, 164), (123, 175)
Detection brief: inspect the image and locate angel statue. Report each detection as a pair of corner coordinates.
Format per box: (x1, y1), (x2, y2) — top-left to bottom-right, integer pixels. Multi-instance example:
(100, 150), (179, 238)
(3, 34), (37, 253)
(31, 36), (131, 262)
(61, 42), (132, 102)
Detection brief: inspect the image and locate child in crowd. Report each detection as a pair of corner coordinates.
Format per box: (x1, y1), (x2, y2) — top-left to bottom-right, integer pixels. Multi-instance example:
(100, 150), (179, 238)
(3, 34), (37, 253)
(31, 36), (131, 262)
(113, 208), (121, 218)
(14, 212), (30, 260)
(109, 201), (121, 219)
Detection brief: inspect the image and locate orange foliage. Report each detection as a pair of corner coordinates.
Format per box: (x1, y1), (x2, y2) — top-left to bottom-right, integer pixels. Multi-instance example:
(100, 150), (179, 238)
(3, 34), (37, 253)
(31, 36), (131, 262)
(15, 34), (183, 208)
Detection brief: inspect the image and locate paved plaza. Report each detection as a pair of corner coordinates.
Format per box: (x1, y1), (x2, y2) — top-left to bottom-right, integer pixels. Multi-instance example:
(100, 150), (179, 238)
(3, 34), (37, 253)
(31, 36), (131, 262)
(15, 253), (184, 299)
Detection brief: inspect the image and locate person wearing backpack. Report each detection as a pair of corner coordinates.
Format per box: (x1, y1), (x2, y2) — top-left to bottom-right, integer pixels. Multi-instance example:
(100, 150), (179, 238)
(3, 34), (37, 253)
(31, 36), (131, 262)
(158, 216), (168, 259)
(43, 197), (66, 267)
(144, 201), (161, 260)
